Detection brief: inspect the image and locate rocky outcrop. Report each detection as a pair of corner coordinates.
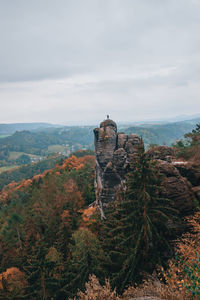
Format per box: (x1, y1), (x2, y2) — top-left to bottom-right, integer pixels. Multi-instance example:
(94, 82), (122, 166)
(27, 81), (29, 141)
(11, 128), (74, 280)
(94, 118), (198, 217)
(147, 145), (175, 162)
(174, 162), (200, 186)
(94, 118), (141, 213)
(158, 160), (195, 215)
(192, 186), (200, 202)
(146, 146), (197, 215)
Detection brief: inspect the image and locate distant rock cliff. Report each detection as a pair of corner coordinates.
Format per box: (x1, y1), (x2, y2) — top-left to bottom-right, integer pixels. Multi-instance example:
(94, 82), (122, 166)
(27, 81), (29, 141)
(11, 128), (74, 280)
(94, 119), (197, 218)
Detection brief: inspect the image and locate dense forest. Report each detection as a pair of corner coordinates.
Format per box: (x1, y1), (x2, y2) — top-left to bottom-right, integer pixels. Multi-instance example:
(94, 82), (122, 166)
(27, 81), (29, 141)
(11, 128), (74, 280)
(0, 123), (199, 299)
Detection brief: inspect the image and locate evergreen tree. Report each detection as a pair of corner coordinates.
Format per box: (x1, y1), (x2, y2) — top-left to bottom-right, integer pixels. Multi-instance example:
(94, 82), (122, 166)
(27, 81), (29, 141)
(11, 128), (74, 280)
(102, 140), (177, 292)
(62, 228), (107, 298)
(1, 213), (24, 250)
(23, 239), (63, 300)
(192, 123), (200, 135)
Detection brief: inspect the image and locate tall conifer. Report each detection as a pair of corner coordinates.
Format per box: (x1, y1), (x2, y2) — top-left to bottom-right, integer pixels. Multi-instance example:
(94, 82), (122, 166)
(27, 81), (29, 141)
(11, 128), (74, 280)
(102, 139), (177, 292)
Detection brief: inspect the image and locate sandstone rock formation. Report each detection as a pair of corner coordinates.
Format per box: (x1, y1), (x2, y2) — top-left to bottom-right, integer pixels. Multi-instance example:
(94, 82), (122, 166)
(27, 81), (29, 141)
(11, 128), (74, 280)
(93, 118), (141, 216)
(94, 119), (197, 217)
(147, 145), (175, 162)
(158, 160), (195, 215)
(146, 147), (196, 215)
(174, 162), (200, 187)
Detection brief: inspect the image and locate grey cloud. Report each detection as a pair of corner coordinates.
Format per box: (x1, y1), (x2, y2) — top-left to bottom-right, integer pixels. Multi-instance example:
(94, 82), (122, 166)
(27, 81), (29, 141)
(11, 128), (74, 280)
(0, 0), (200, 123)
(1, 0), (200, 82)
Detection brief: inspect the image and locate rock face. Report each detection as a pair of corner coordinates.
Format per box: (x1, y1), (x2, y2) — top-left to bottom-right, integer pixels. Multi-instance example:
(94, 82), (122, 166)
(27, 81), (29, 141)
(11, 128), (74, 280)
(158, 160), (195, 215)
(147, 145), (175, 162)
(94, 119), (197, 216)
(146, 147), (196, 215)
(94, 118), (141, 210)
(174, 163), (200, 187)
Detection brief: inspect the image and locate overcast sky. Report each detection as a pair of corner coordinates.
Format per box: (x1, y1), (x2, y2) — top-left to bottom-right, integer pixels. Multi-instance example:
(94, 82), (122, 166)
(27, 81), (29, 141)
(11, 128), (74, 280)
(0, 0), (200, 124)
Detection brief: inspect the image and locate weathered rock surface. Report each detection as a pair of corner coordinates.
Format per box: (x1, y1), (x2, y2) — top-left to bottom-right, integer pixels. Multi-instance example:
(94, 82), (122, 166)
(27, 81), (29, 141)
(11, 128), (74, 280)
(158, 160), (195, 215)
(174, 162), (200, 186)
(147, 145), (175, 162)
(94, 118), (142, 209)
(94, 118), (197, 215)
(192, 186), (200, 201)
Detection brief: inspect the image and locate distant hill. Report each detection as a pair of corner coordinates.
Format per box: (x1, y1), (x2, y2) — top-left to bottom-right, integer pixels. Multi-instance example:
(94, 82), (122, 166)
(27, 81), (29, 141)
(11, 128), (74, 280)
(0, 126), (94, 163)
(123, 118), (200, 146)
(0, 118), (199, 164)
(0, 122), (57, 135)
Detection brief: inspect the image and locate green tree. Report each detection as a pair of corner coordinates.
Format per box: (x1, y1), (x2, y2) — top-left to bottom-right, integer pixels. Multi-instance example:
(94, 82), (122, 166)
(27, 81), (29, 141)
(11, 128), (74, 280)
(191, 123), (200, 135)
(16, 154), (31, 165)
(172, 123), (200, 160)
(0, 213), (24, 250)
(23, 240), (63, 300)
(63, 228), (107, 298)
(102, 140), (177, 292)
(185, 123), (200, 145)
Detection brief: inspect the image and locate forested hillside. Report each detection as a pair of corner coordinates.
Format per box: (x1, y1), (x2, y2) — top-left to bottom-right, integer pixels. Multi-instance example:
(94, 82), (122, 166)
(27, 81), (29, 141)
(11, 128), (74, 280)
(124, 118), (200, 146)
(0, 123), (55, 135)
(0, 122), (199, 299)
(0, 126), (94, 178)
(0, 118), (199, 166)
(0, 155), (96, 299)
(0, 155), (64, 190)
(0, 127), (94, 155)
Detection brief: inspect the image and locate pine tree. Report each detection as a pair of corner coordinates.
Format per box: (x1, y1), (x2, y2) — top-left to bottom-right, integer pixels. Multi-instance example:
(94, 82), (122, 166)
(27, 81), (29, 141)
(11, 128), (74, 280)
(62, 228), (107, 298)
(23, 238), (63, 300)
(102, 140), (177, 292)
(0, 212), (24, 251)
(185, 123), (200, 144)
(192, 123), (200, 135)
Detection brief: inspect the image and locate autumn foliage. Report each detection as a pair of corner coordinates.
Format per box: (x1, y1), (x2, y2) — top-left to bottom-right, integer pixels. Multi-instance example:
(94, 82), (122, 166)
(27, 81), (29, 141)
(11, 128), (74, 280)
(0, 146), (199, 299)
(0, 155), (96, 299)
(0, 267), (28, 297)
(73, 212), (200, 300)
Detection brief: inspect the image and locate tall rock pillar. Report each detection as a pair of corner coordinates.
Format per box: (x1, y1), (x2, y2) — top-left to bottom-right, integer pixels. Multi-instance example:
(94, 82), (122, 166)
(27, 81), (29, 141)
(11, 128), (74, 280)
(93, 118), (141, 217)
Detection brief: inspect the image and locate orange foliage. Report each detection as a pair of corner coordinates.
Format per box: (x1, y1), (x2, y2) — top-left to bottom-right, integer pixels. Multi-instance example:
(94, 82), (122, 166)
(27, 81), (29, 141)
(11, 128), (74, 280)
(74, 275), (120, 300)
(177, 212), (200, 262)
(0, 190), (9, 204)
(0, 155), (95, 221)
(80, 206), (97, 228)
(63, 178), (84, 209)
(82, 207), (97, 221)
(15, 179), (32, 190)
(58, 155), (95, 171)
(0, 155), (94, 204)
(54, 171), (61, 176)
(63, 155), (84, 170)
(6, 181), (18, 188)
(158, 212), (200, 298)
(0, 267), (28, 293)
